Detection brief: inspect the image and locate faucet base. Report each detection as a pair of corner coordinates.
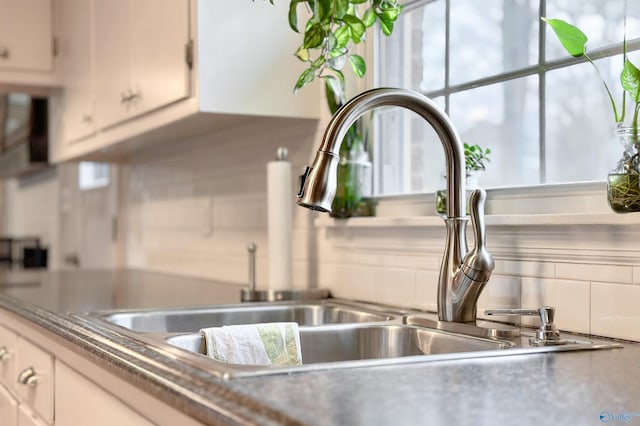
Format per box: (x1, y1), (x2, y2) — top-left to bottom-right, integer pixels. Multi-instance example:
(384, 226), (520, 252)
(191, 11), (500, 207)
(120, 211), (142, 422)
(405, 315), (520, 339)
(240, 288), (331, 302)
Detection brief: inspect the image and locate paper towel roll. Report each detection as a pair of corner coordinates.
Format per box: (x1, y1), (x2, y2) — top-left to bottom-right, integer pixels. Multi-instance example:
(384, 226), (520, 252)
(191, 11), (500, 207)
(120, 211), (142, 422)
(266, 152), (293, 291)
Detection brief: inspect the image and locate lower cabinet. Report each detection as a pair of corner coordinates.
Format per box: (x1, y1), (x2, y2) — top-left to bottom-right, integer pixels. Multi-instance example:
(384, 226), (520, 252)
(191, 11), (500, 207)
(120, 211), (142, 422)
(18, 405), (48, 426)
(0, 383), (18, 426)
(0, 317), (158, 425)
(55, 360), (153, 426)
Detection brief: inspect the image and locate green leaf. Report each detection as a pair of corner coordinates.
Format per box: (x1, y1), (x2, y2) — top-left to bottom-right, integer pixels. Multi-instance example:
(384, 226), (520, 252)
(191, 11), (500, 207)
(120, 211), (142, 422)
(327, 31), (338, 51)
(294, 67), (316, 93)
(542, 17), (588, 58)
(377, 13), (394, 36)
(294, 46), (310, 62)
(288, 0), (306, 33)
(348, 54), (366, 78)
(303, 23), (326, 49)
(335, 0), (349, 19)
(621, 59), (640, 103)
(324, 76), (344, 114)
(362, 8), (377, 27)
(314, 0), (333, 23)
(379, 4), (401, 22)
(334, 25), (350, 49)
(350, 0), (368, 3)
(343, 14), (366, 43)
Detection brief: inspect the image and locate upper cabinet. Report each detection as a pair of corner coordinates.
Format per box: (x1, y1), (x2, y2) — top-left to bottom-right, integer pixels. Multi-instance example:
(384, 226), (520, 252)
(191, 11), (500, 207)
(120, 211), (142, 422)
(0, 0), (57, 89)
(55, 0), (95, 144)
(94, 0), (190, 130)
(50, 0), (320, 163)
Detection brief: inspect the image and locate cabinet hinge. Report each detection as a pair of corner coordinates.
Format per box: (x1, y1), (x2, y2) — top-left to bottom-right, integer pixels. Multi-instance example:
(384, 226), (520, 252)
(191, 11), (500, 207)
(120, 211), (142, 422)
(185, 39), (194, 70)
(52, 37), (59, 56)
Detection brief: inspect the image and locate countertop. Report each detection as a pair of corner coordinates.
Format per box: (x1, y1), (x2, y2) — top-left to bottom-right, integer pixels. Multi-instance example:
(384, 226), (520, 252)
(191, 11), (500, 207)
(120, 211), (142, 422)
(1, 269), (639, 426)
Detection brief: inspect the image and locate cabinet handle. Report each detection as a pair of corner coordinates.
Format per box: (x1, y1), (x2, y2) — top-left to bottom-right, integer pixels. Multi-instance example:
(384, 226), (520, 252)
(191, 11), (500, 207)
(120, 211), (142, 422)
(0, 346), (8, 362)
(0, 47), (8, 58)
(120, 90), (140, 104)
(17, 367), (38, 387)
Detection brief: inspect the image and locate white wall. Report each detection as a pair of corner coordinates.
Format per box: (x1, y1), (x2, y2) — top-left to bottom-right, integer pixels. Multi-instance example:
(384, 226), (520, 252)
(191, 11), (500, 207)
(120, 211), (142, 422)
(1, 168), (61, 269)
(3, 112), (639, 343)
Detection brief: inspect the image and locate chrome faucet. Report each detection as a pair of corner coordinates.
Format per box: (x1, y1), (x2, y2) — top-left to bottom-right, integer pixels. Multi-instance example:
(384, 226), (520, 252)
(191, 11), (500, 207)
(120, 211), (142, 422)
(297, 88), (494, 323)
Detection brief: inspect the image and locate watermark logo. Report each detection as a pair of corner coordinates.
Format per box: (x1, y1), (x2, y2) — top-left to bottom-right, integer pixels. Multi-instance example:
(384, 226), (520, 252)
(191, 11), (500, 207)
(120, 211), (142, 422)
(600, 411), (640, 423)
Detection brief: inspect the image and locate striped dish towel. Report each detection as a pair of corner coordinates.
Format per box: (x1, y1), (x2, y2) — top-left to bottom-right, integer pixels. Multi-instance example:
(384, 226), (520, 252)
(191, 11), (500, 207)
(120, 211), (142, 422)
(200, 322), (302, 366)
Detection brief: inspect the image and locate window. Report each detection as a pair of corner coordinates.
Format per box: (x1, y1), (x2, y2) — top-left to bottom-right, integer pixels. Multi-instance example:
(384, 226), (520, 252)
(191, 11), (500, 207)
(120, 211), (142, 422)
(78, 162), (110, 190)
(373, 0), (640, 197)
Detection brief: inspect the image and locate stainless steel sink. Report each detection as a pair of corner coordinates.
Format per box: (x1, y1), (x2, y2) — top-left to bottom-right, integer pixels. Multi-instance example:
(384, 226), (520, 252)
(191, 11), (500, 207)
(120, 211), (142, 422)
(90, 300), (399, 333)
(167, 324), (512, 363)
(76, 300), (623, 380)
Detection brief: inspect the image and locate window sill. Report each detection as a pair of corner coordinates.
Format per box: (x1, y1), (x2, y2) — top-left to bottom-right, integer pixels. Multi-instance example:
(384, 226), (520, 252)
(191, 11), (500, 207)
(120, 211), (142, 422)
(314, 182), (640, 263)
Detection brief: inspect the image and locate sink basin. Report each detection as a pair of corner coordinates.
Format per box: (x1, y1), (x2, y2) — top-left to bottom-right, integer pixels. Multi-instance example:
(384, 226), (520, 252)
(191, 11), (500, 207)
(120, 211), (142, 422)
(92, 300), (398, 333)
(167, 324), (512, 364)
(77, 300), (623, 380)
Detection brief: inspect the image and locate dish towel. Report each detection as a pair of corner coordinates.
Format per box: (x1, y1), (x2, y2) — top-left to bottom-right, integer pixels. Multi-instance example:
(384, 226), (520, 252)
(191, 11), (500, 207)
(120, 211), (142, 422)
(200, 322), (302, 366)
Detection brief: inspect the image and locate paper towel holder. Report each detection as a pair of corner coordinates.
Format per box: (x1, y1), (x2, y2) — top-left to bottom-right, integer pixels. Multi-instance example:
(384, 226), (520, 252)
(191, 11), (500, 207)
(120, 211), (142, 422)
(240, 242), (331, 302)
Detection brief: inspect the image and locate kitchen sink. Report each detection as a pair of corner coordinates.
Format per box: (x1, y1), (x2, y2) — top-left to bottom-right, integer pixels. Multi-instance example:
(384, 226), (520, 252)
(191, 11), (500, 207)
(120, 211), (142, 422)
(76, 300), (623, 380)
(167, 324), (513, 363)
(89, 300), (399, 333)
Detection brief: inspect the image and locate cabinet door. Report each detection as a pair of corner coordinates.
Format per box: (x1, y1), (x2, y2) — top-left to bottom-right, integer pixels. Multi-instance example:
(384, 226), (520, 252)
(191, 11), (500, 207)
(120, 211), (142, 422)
(56, 361), (154, 426)
(15, 338), (53, 424)
(0, 324), (18, 394)
(0, 384), (18, 426)
(17, 405), (47, 426)
(94, 0), (132, 129)
(130, 0), (190, 119)
(0, 0), (53, 72)
(57, 0), (96, 143)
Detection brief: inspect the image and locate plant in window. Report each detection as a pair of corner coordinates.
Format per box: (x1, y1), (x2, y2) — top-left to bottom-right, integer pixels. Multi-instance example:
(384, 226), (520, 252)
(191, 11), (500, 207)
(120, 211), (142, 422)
(435, 143), (491, 216)
(281, 0), (403, 217)
(543, 17), (640, 213)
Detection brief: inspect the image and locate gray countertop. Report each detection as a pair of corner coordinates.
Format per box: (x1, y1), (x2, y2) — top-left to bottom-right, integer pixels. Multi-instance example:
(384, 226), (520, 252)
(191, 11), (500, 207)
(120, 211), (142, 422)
(1, 269), (639, 426)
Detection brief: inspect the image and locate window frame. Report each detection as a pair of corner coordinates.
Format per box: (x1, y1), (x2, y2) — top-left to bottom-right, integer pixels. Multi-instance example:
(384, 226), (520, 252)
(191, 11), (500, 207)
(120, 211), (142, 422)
(364, 0), (640, 217)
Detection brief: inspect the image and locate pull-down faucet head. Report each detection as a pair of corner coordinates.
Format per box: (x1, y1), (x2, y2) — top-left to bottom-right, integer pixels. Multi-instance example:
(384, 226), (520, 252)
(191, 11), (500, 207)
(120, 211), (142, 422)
(297, 88), (466, 218)
(297, 88), (494, 323)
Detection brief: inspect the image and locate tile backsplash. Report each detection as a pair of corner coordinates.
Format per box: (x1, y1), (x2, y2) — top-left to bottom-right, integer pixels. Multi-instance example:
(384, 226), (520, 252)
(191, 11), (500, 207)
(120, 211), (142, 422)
(2, 115), (639, 342)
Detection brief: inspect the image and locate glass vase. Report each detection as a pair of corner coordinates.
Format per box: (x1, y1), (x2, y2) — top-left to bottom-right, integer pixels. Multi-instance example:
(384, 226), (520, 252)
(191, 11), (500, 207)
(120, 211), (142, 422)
(435, 172), (480, 218)
(607, 127), (640, 213)
(330, 138), (374, 218)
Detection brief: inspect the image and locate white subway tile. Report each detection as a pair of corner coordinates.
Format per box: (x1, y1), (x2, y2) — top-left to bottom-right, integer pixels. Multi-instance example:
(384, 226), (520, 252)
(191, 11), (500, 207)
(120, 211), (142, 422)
(476, 275), (521, 320)
(415, 270), (439, 312)
(493, 259), (555, 279)
(357, 252), (396, 267)
(520, 278), (590, 334)
(394, 254), (441, 271)
(633, 267), (640, 285)
(374, 268), (416, 308)
(592, 282), (640, 341)
(330, 264), (376, 302)
(556, 262), (632, 284)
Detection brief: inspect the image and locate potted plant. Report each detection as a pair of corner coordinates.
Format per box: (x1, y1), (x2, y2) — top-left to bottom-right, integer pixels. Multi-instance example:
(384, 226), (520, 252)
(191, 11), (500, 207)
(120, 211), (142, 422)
(435, 143), (491, 216)
(543, 17), (640, 213)
(284, 0), (403, 217)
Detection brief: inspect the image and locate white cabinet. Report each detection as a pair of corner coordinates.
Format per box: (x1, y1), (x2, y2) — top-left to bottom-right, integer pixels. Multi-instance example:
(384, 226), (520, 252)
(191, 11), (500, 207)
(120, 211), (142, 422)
(15, 338), (54, 424)
(0, 0), (57, 88)
(0, 324), (18, 394)
(55, 0), (96, 144)
(94, 0), (190, 130)
(0, 384), (18, 426)
(50, 0), (320, 163)
(55, 361), (153, 426)
(18, 405), (47, 426)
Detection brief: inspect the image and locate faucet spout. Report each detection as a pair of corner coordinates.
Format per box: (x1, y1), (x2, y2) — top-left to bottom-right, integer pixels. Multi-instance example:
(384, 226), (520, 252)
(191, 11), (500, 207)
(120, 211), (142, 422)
(297, 88), (494, 323)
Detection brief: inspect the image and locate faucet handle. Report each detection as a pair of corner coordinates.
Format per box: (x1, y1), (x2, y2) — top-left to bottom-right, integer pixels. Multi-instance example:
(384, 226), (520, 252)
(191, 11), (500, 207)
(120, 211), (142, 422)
(461, 189), (494, 282)
(485, 306), (565, 346)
